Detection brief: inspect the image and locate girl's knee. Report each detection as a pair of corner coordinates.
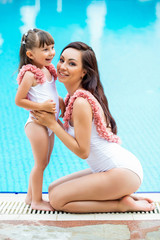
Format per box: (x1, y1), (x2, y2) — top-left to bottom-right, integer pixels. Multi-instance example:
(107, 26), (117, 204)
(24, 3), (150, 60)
(34, 161), (48, 171)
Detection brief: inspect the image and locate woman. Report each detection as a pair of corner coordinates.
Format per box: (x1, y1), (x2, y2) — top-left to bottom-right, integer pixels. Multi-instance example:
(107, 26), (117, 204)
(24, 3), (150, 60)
(32, 42), (155, 213)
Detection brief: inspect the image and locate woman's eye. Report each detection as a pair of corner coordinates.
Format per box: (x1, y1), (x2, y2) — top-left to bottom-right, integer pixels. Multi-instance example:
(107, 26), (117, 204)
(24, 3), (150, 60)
(59, 58), (64, 63)
(69, 62), (76, 66)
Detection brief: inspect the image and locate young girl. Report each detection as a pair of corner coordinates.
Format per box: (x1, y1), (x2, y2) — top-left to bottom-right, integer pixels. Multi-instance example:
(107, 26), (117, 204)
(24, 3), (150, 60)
(15, 28), (64, 211)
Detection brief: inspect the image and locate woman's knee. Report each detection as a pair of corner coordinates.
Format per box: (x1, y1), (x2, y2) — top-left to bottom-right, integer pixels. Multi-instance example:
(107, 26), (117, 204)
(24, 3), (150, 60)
(48, 182), (55, 193)
(49, 187), (64, 211)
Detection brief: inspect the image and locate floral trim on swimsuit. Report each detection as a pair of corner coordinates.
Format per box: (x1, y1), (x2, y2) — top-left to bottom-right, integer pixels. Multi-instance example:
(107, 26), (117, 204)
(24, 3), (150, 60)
(63, 89), (121, 144)
(17, 63), (57, 85)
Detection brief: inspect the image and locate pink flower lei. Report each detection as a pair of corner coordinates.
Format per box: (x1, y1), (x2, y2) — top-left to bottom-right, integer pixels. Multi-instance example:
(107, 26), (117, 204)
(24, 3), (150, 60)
(63, 89), (121, 144)
(17, 64), (57, 85)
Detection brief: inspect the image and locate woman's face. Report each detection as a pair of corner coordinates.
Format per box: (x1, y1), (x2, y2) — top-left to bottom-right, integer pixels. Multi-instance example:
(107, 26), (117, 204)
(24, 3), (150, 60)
(57, 48), (86, 87)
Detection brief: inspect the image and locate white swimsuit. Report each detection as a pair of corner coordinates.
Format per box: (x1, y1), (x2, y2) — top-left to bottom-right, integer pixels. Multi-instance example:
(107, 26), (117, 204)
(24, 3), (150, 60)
(17, 64), (59, 136)
(63, 89), (143, 183)
(25, 77), (59, 136)
(67, 122), (143, 182)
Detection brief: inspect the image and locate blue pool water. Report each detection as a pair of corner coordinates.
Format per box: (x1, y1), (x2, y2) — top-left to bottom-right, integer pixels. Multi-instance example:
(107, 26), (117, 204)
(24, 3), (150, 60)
(0, 0), (160, 193)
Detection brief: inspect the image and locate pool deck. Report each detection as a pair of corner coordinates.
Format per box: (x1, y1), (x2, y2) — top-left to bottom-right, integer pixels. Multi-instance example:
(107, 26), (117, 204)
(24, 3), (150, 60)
(0, 193), (160, 239)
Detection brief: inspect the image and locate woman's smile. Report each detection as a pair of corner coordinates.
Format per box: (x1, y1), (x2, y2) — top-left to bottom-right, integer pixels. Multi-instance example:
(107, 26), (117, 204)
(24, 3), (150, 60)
(57, 71), (69, 77)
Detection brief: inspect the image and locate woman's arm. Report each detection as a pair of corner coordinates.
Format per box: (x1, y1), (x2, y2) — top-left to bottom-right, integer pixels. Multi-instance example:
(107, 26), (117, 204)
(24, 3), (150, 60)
(15, 71), (56, 112)
(32, 97), (92, 159)
(57, 119), (65, 129)
(59, 96), (65, 118)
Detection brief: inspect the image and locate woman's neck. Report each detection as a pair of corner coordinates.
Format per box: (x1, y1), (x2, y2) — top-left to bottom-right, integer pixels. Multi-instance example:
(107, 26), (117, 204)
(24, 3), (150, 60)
(65, 84), (83, 96)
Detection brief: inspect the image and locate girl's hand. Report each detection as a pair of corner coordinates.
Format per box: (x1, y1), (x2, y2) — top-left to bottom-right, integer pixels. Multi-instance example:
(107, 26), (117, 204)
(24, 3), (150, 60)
(31, 110), (57, 129)
(41, 99), (57, 113)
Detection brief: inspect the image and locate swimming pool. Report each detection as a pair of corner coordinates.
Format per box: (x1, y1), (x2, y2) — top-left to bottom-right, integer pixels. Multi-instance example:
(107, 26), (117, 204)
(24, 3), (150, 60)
(0, 0), (159, 193)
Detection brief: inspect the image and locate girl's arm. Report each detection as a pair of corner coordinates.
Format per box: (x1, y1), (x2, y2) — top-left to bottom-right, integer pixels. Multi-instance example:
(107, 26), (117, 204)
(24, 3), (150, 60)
(15, 71), (56, 112)
(31, 97), (92, 159)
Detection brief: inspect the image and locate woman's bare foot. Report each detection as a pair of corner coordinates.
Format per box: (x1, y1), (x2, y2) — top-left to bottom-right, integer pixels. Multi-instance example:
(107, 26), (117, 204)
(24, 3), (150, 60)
(31, 200), (54, 211)
(119, 195), (155, 212)
(130, 194), (154, 203)
(25, 195), (32, 205)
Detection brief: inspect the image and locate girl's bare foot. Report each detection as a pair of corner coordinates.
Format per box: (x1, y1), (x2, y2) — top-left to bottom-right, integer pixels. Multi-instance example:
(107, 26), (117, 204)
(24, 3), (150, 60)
(119, 195), (155, 212)
(25, 195), (32, 205)
(31, 200), (54, 211)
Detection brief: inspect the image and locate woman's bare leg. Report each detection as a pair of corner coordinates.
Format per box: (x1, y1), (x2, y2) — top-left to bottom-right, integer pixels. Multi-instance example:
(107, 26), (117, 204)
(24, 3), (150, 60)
(25, 122), (53, 211)
(48, 168), (92, 192)
(49, 168), (155, 213)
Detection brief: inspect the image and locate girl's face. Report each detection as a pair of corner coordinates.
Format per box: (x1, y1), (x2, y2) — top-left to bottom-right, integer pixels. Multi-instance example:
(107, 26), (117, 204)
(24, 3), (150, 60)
(57, 48), (86, 88)
(26, 43), (55, 68)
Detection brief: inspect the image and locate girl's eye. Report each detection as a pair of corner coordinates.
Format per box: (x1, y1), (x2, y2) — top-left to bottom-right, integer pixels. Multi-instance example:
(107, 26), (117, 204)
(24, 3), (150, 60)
(59, 58), (64, 63)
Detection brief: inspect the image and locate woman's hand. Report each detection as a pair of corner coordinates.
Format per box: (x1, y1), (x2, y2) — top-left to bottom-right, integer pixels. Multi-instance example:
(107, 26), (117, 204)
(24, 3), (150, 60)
(31, 110), (57, 129)
(31, 97), (92, 159)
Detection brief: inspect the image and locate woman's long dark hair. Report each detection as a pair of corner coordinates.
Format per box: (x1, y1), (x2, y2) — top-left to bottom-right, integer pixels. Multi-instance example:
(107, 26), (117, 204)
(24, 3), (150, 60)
(61, 41), (118, 134)
(19, 28), (54, 71)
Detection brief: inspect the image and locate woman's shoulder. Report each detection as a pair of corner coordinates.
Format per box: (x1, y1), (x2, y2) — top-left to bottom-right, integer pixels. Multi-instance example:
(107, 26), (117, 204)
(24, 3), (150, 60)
(72, 89), (100, 112)
(63, 89), (121, 144)
(73, 96), (91, 107)
(63, 89), (96, 129)
(73, 97), (92, 115)
(65, 89), (97, 106)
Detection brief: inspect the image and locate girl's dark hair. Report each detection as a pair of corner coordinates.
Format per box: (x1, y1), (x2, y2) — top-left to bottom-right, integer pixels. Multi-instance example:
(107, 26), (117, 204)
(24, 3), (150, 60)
(61, 41), (118, 134)
(19, 28), (54, 71)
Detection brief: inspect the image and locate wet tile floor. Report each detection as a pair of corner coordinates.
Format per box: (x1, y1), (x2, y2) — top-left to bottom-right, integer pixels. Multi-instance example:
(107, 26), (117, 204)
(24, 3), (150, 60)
(0, 220), (160, 239)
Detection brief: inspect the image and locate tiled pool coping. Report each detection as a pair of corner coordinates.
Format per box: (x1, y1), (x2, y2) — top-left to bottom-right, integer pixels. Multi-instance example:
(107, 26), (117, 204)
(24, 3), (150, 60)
(0, 193), (159, 221)
(0, 193), (160, 240)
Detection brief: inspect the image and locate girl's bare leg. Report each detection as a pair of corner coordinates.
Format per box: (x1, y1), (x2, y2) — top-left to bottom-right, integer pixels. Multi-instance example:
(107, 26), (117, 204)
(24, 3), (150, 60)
(47, 132), (55, 164)
(25, 122), (53, 211)
(49, 168), (155, 213)
(25, 124), (33, 205)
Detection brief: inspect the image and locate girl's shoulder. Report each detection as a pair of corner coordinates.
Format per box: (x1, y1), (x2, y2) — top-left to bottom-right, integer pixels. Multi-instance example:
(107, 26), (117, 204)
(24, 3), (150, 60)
(17, 64), (57, 85)
(45, 64), (57, 80)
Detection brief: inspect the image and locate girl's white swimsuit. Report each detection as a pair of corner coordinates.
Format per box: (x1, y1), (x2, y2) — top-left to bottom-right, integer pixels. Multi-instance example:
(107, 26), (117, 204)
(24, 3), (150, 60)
(17, 64), (59, 136)
(63, 89), (143, 183)
(25, 76), (59, 136)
